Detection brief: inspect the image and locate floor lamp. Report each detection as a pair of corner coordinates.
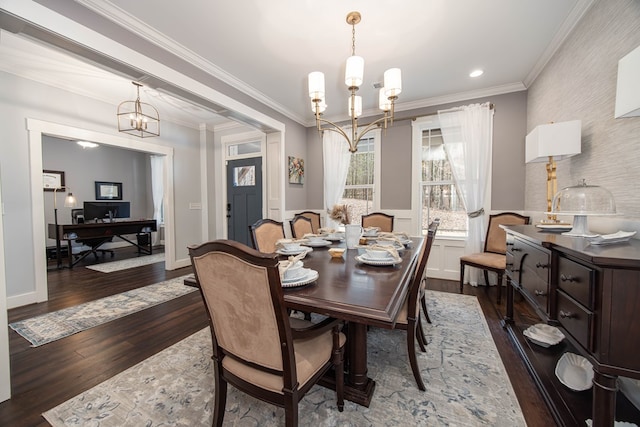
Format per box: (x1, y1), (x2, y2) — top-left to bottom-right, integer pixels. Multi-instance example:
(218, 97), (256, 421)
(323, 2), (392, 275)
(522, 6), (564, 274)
(52, 187), (77, 269)
(525, 120), (582, 223)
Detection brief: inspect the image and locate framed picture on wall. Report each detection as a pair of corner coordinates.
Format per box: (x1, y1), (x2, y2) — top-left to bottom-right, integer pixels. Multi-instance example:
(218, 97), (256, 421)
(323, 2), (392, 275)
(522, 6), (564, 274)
(288, 156), (304, 184)
(95, 181), (123, 200)
(43, 170), (65, 191)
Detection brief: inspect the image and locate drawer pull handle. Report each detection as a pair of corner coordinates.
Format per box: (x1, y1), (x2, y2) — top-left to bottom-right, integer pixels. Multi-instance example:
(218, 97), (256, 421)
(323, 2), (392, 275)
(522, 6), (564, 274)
(559, 310), (575, 319)
(534, 290), (547, 296)
(536, 262), (550, 269)
(560, 274), (578, 283)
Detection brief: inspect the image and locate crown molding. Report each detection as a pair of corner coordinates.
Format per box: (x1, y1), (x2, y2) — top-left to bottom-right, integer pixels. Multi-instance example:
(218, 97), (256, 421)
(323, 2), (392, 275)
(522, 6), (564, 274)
(76, 0), (308, 126)
(523, 0), (596, 88)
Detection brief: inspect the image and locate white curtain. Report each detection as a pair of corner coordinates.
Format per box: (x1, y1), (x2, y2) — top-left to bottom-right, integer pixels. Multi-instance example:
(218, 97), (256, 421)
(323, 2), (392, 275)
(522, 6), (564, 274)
(150, 155), (164, 246)
(323, 131), (351, 228)
(438, 102), (494, 286)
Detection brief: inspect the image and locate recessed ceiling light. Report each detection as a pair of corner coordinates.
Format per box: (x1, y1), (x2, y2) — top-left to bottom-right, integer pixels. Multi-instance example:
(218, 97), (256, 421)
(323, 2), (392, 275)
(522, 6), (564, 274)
(469, 69), (484, 78)
(77, 140), (98, 149)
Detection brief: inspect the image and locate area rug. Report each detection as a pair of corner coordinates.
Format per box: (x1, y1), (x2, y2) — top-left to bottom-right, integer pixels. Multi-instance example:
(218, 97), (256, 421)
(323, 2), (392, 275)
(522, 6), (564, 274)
(42, 291), (526, 426)
(9, 275), (195, 347)
(85, 253), (165, 273)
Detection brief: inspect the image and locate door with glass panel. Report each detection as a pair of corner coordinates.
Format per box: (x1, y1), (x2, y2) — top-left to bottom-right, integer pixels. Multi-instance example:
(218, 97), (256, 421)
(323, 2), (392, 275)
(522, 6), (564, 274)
(226, 157), (263, 246)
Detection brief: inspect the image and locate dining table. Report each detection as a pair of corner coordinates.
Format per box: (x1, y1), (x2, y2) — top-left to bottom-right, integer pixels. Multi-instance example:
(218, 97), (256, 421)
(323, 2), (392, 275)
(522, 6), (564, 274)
(282, 236), (423, 407)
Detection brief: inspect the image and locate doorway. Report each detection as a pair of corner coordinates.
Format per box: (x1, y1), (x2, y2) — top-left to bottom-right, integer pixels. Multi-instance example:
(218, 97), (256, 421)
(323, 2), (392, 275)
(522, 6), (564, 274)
(226, 157), (263, 246)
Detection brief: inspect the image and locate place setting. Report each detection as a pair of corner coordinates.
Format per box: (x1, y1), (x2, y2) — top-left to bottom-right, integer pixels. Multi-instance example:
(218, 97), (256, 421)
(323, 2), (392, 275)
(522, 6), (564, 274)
(301, 234), (333, 248)
(275, 239), (313, 256)
(278, 252), (318, 288)
(318, 227), (344, 242)
(355, 245), (403, 266)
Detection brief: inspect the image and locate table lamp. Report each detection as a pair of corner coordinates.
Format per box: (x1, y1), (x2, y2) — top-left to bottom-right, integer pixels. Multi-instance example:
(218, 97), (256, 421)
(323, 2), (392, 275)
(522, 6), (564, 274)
(551, 179), (617, 237)
(53, 186), (77, 268)
(525, 120), (582, 223)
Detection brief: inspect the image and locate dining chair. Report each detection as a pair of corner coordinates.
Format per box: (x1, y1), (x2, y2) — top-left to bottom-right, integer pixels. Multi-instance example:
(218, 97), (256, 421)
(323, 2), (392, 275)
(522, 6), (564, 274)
(384, 220), (437, 391)
(361, 212), (394, 232)
(188, 239), (345, 427)
(249, 218), (285, 253)
(419, 219), (440, 326)
(290, 215), (313, 239)
(294, 211), (321, 234)
(459, 212), (530, 304)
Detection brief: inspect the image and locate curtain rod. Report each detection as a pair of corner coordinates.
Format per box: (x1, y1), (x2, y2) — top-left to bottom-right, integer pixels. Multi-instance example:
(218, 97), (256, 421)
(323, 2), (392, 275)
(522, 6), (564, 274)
(357, 103), (495, 128)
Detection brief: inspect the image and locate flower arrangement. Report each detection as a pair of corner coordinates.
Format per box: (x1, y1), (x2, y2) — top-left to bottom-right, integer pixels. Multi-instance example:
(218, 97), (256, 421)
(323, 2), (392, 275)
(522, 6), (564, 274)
(329, 204), (350, 225)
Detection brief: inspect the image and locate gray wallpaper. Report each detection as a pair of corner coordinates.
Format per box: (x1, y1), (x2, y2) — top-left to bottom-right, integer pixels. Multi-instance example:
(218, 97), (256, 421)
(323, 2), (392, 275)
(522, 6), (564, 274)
(526, 0), (640, 226)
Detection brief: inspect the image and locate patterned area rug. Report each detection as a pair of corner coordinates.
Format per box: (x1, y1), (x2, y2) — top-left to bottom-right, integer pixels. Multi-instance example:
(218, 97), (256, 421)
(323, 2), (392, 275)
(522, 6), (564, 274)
(42, 291), (526, 426)
(9, 276), (195, 347)
(85, 253), (165, 273)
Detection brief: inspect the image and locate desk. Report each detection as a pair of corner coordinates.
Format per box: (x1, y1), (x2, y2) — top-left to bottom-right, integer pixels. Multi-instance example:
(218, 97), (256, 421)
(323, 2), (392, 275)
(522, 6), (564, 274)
(48, 220), (157, 268)
(283, 238), (422, 406)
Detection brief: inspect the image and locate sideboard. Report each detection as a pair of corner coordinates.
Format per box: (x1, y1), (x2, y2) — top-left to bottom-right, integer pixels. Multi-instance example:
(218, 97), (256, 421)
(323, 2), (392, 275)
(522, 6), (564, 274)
(502, 225), (640, 427)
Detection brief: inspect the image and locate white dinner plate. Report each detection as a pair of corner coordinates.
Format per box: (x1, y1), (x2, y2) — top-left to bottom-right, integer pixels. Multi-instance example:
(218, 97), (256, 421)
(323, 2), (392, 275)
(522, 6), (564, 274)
(536, 223), (573, 232)
(324, 235), (344, 242)
(587, 231), (636, 245)
(276, 247), (313, 256)
(302, 240), (332, 247)
(355, 254), (402, 266)
(281, 269), (319, 288)
(555, 352), (593, 391)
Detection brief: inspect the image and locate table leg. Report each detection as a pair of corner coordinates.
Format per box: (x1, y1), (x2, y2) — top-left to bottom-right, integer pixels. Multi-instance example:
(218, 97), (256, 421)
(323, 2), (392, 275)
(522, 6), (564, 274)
(592, 369), (617, 427)
(344, 322), (376, 406)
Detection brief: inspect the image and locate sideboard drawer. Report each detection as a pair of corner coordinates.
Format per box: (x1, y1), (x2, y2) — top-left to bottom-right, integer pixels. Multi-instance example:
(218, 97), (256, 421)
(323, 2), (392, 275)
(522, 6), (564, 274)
(557, 290), (593, 351)
(558, 256), (595, 309)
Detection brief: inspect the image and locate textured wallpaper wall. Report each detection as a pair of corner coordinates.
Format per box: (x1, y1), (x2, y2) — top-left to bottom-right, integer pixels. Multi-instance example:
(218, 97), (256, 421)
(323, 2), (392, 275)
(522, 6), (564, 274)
(526, 0), (640, 229)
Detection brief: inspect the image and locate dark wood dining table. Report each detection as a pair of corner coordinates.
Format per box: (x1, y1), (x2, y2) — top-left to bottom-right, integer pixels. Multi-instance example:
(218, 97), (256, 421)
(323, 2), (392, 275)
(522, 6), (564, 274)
(282, 237), (423, 407)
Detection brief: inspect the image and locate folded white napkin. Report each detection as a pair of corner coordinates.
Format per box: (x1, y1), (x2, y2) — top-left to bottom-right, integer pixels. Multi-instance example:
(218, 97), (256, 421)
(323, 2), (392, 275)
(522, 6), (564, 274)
(364, 244), (400, 261)
(278, 251), (307, 278)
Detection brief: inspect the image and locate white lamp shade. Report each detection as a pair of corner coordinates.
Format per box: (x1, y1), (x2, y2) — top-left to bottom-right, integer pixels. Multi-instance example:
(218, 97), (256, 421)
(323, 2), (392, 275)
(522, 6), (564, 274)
(525, 120), (582, 163)
(349, 95), (362, 118)
(384, 68), (402, 97)
(615, 44), (640, 118)
(64, 193), (77, 208)
(308, 72), (325, 99)
(345, 56), (364, 88)
(379, 88), (392, 111)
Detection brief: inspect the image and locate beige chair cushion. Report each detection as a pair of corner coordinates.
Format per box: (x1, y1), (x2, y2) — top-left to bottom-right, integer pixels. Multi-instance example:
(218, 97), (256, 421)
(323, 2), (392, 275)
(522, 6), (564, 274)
(255, 223), (285, 253)
(292, 218), (313, 238)
(460, 252), (506, 270)
(362, 214), (393, 232)
(223, 318), (346, 394)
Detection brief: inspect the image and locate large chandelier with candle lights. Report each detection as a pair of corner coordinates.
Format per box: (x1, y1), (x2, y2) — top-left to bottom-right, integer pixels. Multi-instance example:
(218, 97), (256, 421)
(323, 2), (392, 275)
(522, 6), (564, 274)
(308, 11), (401, 153)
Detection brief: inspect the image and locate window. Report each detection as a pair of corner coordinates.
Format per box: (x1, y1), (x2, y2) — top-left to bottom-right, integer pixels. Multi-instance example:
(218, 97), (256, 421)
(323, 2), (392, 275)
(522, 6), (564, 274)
(419, 128), (467, 237)
(339, 132), (380, 225)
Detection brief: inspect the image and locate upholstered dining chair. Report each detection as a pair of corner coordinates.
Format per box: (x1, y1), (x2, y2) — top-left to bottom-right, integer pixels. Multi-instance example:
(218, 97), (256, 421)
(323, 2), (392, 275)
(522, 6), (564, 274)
(459, 212), (530, 304)
(249, 218), (285, 253)
(380, 220), (437, 391)
(419, 219), (440, 326)
(188, 239), (345, 427)
(290, 215), (313, 239)
(361, 212), (394, 232)
(294, 211), (321, 234)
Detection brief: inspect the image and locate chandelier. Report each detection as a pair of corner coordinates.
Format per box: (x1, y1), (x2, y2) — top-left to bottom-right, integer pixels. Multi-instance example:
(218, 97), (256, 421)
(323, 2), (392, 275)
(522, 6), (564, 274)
(308, 11), (402, 153)
(117, 81), (160, 138)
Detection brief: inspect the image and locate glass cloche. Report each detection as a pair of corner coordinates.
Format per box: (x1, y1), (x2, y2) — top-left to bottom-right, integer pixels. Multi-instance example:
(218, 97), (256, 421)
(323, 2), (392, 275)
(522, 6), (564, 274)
(551, 179), (616, 237)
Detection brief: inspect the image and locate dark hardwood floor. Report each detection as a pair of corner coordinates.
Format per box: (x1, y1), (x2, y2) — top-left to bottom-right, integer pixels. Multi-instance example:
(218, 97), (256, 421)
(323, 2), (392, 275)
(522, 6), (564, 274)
(1, 247), (556, 426)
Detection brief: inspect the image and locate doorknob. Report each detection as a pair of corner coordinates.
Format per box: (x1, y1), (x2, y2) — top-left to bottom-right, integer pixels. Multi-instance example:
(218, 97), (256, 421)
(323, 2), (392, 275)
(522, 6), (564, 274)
(226, 203), (231, 219)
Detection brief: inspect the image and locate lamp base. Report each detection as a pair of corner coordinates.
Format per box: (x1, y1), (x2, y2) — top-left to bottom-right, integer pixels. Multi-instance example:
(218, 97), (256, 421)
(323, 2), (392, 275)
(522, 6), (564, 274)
(562, 215), (599, 237)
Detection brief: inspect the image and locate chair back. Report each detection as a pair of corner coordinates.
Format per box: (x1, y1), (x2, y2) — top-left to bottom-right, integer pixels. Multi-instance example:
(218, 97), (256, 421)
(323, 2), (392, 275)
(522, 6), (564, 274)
(189, 240), (294, 374)
(361, 212), (394, 232)
(295, 211), (321, 234)
(484, 212), (530, 254)
(407, 220), (439, 318)
(249, 218), (285, 253)
(290, 215), (313, 238)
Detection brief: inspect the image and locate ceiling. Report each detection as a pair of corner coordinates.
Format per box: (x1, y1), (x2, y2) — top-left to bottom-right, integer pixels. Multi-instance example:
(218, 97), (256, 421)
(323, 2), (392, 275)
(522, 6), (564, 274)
(0, 0), (594, 130)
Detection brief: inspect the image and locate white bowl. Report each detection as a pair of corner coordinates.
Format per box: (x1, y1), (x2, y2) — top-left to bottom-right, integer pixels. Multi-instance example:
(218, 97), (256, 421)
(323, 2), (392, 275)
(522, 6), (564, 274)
(283, 262), (304, 281)
(523, 323), (565, 347)
(555, 352), (593, 391)
(307, 236), (324, 243)
(365, 249), (391, 260)
(283, 243), (302, 251)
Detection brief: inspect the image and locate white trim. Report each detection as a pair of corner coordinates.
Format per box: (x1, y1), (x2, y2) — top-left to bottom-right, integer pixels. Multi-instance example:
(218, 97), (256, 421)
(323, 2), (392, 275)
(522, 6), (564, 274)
(11, 118), (176, 309)
(199, 123), (209, 242)
(0, 165), (11, 402)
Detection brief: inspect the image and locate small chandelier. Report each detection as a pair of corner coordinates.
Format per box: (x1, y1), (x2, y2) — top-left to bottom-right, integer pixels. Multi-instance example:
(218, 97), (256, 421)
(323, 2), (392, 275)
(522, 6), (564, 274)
(308, 11), (401, 153)
(117, 81), (160, 138)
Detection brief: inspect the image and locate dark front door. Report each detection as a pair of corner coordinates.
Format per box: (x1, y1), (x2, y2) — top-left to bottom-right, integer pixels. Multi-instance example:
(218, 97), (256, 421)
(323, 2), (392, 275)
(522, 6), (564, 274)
(226, 157), (263, 247)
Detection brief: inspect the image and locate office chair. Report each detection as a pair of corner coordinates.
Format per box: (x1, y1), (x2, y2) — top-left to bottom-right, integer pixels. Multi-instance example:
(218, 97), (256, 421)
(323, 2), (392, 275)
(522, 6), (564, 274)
(71, 209), (115, 261)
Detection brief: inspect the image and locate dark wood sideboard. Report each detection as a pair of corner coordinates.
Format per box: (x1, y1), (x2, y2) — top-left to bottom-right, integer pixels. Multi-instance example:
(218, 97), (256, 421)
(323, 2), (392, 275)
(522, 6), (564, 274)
(502, 225), (640, 427)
